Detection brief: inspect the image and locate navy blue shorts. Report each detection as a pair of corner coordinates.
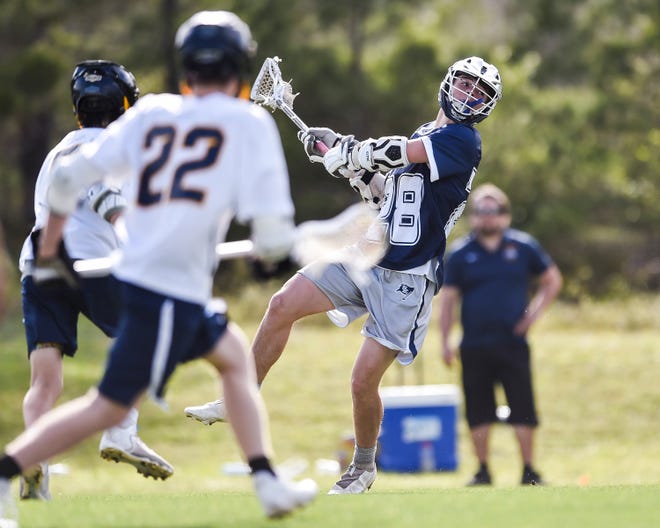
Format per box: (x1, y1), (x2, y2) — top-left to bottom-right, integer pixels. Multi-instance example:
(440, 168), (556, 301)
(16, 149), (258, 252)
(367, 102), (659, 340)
(460, 342), (538, 427)
(98, 281), (228, 407)
(22, 274), (121, 357)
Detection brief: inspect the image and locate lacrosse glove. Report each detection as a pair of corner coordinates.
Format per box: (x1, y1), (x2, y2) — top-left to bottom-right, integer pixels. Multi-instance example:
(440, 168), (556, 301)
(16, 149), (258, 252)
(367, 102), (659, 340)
(298, 127), (343, 165)
(29, 229), (79, 290)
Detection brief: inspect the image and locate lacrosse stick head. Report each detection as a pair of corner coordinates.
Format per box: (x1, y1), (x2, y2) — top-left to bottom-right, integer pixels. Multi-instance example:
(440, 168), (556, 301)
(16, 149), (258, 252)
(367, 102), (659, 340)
(292, 202), (388, 285)
(250, 56), (298, 110)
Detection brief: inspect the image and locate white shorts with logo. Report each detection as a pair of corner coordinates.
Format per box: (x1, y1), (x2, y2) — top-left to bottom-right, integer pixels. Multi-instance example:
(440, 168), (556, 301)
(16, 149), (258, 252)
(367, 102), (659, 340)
(299, 262), (436, 365)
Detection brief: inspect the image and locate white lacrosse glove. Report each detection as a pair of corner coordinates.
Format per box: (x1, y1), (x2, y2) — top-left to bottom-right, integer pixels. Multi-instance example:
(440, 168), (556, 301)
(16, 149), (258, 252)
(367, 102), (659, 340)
(323, 135), (359, 177)
(298, 127), (343, 164)
(87, 183), (127, 223)
(349, 170), (386, 210)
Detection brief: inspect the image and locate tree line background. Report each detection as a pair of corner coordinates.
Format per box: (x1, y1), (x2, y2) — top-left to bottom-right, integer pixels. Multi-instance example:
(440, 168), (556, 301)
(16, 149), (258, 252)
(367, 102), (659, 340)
(0, 0), (657, 299)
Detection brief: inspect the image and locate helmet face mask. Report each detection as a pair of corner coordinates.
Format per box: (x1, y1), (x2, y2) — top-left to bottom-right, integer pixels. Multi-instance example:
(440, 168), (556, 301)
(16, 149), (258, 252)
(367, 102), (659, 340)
(71, 60), (139, 128)
(438, 56), (502, 124)
(175, 11), (257, 87)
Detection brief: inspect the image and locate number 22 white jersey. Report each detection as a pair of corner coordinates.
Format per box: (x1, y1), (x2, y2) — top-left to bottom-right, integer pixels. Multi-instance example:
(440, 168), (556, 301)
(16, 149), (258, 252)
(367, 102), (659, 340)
(81, 92), (294, 305)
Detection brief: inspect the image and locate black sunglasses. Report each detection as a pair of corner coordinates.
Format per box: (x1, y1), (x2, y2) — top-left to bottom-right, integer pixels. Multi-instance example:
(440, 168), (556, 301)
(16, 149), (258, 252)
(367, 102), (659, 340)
(472, 207), (508, 217)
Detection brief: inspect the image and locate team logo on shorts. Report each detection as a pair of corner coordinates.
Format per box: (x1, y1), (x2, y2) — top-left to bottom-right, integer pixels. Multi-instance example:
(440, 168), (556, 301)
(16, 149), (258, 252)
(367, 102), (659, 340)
(396, 283), (415, 300)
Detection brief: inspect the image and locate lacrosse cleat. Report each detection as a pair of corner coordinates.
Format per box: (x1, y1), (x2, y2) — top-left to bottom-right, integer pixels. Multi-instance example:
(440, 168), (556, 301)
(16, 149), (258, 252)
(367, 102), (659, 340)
(253, 471), (318, 519)
(99, 427), (173, 480)
(0, 478), (19, 528)
(328, 464), (377, 495)
(19, 463), (50, 501)
(184, 399), (226, 425)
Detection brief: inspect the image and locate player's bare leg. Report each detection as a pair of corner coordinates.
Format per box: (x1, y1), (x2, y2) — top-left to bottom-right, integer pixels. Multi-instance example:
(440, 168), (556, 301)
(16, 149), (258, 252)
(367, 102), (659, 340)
(329, 338), (395, 494)
(350, 339), (396, 452)
(253, 273), (334, 383)
(23, 347), (64, 427)
(8, 390), (130, 477)
(206, 323), (271, 456)
(21, 346), (64, 500)
(205, 321), (317, 517)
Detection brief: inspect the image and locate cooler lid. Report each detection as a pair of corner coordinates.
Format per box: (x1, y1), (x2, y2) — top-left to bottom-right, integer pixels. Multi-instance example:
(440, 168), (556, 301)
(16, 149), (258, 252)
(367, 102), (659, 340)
(379, 384), (461, 407)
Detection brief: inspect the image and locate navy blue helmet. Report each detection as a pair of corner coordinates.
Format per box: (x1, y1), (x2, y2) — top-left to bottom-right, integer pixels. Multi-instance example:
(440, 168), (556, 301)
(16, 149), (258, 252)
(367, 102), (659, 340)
(71, 60), (139, 127)
(175, 11), (257, 84)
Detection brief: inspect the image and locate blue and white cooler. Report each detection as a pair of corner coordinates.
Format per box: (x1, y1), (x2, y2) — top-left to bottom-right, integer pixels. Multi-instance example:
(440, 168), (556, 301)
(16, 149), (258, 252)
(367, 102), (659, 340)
(377, 384), (460, 472)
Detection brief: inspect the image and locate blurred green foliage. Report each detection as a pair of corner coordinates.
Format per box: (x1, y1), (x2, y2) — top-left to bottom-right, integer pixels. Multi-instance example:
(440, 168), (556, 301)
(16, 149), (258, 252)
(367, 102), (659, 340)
(0, 0), (657, 298)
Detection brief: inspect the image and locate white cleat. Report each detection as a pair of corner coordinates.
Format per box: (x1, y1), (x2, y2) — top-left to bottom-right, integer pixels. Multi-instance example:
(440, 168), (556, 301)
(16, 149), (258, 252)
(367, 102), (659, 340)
(99, 427), (173, 480)
(19, 463), (50, 501)
(184, 399), (226, 425)
(253, 472), (318, 519)
(0, 478), (19, 528)
(328, 464), (377, 494)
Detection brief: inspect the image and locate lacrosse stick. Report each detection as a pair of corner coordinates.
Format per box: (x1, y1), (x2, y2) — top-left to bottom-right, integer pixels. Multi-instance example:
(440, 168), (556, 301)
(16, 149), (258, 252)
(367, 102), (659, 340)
(73, 203), (387, 279)
(72, 240), (255, 278)
(250, 56), (329, 154)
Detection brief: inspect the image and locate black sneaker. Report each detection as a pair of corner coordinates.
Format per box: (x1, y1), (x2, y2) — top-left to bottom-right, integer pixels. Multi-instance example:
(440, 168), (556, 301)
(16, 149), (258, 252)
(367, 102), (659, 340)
(521, 467), (545, 485)
(466, 468), (492, 486)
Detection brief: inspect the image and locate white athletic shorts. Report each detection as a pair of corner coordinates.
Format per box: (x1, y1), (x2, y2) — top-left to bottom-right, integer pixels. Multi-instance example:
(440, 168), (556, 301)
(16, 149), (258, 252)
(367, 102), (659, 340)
(299, 261), (436, 365)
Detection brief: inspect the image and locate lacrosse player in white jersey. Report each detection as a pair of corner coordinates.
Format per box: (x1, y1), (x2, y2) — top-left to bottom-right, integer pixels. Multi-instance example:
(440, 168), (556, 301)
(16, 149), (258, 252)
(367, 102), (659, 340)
(16, 60), (173, 501)
(0, 10), (317, 521)
(185, 56), (503, 495)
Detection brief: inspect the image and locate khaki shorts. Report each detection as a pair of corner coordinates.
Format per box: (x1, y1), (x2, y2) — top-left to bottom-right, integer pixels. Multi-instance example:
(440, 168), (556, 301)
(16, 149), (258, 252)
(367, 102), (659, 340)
(299, 261), (436, 365)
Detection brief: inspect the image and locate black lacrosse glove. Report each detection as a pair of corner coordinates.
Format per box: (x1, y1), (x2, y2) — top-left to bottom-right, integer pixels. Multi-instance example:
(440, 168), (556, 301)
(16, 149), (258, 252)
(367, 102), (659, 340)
(30, 229), (79, 290)
(250, 256), (294, 281)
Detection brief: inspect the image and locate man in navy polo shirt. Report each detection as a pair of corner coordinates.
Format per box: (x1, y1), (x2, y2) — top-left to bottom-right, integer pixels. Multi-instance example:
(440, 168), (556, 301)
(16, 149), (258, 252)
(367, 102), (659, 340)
(439, 183), (562, 486)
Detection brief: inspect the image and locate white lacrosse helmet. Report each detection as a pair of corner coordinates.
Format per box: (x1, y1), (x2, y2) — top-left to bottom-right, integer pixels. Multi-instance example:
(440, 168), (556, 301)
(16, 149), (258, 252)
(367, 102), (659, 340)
(438, 56), (502, 124)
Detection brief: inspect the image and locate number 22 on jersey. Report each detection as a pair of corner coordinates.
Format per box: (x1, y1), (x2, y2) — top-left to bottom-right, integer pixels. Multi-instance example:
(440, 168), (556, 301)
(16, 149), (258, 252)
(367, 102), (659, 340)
(138, 126), (223, 206)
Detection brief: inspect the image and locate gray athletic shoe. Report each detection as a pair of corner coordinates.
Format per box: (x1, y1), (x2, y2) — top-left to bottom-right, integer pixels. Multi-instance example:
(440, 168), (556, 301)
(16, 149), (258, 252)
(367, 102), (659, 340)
(184, 399), (226, 425)
(99, 428), (173, 480)
(0, 478), (19, 527)
(253, 471), (318, 518)
(19, 463), (50, 501)
(328, 464), (377, 494)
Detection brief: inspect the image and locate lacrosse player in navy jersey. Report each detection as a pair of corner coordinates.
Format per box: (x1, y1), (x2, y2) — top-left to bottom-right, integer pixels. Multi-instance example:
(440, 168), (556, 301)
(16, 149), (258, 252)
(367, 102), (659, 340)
(0, 11), (317, 522)
(17, 60), (173, 501)
(185, 56), (503, 494)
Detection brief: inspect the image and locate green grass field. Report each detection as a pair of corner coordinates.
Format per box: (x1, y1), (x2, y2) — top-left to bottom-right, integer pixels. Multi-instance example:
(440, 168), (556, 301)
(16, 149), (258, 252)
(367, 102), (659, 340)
(1, 285), (658, 527)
